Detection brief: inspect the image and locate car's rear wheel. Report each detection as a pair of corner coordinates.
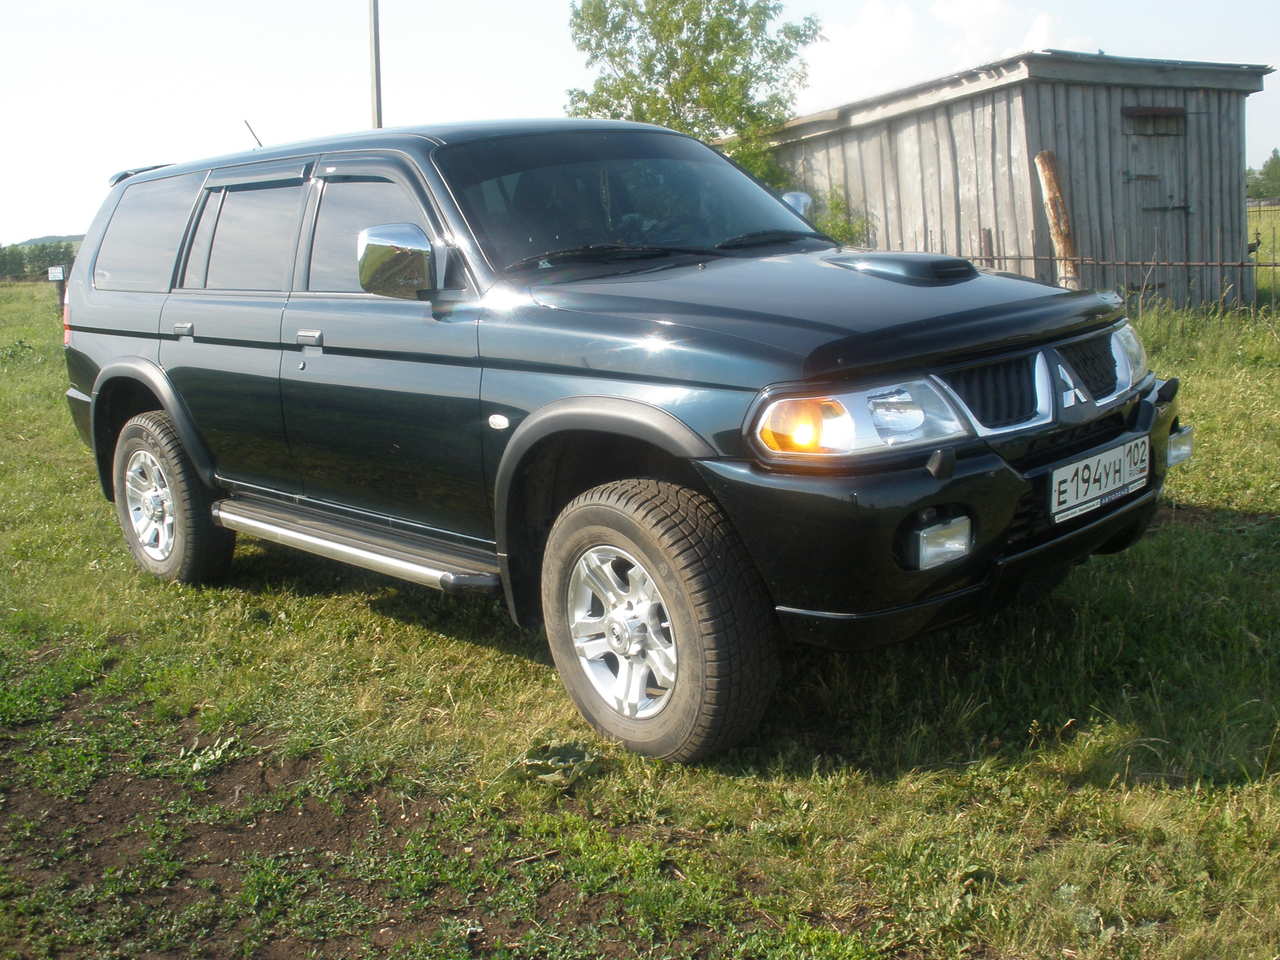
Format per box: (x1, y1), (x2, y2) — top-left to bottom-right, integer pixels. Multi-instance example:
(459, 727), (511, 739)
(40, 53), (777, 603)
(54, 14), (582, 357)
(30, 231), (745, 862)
(541, 479), (778, 761)
(112, 411), (235, 583)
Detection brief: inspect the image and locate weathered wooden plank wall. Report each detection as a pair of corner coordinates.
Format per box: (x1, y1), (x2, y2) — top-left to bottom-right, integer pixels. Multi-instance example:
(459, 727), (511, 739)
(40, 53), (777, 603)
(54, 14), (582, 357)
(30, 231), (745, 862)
(773, 88), (1038, 272)
(1024, 81), (1253, 303)
(775, 76), (1255, 305)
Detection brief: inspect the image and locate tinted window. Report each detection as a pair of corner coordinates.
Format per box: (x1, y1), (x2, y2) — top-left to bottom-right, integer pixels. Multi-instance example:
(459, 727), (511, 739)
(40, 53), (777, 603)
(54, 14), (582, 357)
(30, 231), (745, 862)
(309, 179), (427, 292)
(205, 183), (303, 290)
(94, 172), (204, 292)
(179, 190), (221, 289)
(433, 132), (814, 271)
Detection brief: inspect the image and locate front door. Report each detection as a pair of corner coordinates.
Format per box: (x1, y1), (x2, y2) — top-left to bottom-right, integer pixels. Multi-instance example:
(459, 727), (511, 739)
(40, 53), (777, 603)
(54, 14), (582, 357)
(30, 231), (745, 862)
(280, 154), (490, 543)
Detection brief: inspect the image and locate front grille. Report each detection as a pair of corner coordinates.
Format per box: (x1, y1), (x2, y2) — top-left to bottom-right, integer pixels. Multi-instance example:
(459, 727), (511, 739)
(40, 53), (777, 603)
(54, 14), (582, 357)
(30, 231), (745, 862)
(941, 355), (1037, 428)
(1059, 333), (1118, 398)
(1008, 413), (1127, 472)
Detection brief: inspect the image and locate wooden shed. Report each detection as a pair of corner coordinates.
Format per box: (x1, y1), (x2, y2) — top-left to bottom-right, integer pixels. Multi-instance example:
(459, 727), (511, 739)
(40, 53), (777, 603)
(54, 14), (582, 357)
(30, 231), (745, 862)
(772, 50), (1271, 304)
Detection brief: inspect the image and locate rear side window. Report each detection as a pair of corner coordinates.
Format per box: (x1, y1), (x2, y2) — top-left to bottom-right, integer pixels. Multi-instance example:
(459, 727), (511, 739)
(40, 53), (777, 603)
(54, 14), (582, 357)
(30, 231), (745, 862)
(205, 184), (303, 291)
(309, 178), (427, 292)
(93, 173), (204, 292)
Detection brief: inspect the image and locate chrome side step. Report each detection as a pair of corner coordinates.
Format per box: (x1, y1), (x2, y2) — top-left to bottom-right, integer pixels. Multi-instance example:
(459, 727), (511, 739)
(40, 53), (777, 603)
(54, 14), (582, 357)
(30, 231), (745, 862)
(212, 500), (500, 593)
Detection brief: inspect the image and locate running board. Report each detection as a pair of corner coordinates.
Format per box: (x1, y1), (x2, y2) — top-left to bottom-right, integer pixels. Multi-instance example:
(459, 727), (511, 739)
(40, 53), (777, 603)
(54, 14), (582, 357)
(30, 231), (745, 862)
(212, 500), (500, 593)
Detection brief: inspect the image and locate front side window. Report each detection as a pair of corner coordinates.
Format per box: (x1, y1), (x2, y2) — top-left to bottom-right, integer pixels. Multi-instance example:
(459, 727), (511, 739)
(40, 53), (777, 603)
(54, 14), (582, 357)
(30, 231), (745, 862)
(309, 178), (428, 292)
(433, 131), (818, 272)
(205, 183), (303, 291)
(94, 172), (204, 292)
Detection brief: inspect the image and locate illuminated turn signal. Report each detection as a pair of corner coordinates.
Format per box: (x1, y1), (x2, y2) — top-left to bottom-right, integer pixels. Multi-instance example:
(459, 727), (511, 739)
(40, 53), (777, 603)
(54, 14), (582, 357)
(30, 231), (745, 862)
(756, 397), (854, 454)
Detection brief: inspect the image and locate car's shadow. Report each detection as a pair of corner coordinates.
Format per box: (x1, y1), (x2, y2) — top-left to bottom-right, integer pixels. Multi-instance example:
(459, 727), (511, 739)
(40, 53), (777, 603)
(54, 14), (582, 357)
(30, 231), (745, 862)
(220, 503), (1279, 787)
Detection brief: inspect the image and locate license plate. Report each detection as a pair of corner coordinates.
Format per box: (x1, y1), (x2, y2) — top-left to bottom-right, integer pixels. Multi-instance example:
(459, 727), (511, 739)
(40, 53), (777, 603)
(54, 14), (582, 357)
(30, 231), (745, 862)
(1050, 437), (1149, 523)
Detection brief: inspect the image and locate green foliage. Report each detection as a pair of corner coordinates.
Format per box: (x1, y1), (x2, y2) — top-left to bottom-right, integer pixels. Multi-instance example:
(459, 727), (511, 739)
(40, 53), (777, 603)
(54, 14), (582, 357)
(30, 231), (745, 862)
(0, 241), (75, 281)
(18, 241), (74, 280)
(566, 0), (820, 187)
(0, 245), (27, 281)
(1246, 148), (1280, 199)
(812, 188), (874, 247)
(1247, 207), (1279, 306)
(508, 740), (604, 789)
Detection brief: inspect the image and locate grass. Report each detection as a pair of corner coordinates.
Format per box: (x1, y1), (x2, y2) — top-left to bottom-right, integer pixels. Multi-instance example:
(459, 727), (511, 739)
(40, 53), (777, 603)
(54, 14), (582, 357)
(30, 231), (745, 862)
(1248, 207), (1280, 307)
(1, 279), (1278, 957)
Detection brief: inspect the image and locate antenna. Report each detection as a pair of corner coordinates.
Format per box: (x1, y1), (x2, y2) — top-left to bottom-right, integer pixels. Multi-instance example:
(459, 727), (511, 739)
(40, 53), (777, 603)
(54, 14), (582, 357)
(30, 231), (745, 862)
(243, 120), (264, 148)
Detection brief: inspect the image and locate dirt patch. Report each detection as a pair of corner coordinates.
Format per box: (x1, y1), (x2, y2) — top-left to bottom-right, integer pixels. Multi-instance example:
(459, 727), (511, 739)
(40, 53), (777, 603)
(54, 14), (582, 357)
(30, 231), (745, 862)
(1, 770), (184, 878)
(0, 701), (813, 958)
(183, 795), (351, 860)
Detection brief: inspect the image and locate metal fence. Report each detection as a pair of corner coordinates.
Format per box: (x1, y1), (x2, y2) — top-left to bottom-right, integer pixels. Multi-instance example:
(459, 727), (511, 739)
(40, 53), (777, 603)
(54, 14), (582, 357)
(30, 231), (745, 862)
(836, 207), (1279, 313)
(942, 206), (1280, 314)
(958, 253), (1280, 316)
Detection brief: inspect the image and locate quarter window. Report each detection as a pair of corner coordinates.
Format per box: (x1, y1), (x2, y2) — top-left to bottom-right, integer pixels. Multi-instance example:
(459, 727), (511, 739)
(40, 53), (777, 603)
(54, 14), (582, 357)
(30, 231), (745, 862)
(204, 183), (303, 291)
(93, 172), (204, 292)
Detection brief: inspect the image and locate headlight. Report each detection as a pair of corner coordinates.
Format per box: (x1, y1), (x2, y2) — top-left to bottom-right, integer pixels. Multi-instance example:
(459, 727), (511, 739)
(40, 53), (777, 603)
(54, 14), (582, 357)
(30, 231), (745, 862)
(753, 379), (968, 460)
(1113, 323), (1149, 386)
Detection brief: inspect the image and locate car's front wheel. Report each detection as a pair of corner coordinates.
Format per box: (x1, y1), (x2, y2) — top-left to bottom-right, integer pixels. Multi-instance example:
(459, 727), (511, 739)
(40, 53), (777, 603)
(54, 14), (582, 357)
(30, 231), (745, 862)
(112, 411), (235, 583)
(541, 479), (778, 761)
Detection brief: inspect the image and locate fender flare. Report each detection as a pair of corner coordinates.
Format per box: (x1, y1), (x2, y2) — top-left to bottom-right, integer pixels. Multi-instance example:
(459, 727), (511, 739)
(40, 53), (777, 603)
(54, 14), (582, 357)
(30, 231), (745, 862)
(90, 357), (217, 498)
(492, 395), (716, 557)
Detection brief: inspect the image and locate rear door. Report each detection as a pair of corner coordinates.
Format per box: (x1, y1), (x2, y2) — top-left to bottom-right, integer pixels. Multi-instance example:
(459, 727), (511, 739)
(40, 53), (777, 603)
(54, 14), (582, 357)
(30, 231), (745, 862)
(160, 159), (312, 489)
(280, 153), (489, 542)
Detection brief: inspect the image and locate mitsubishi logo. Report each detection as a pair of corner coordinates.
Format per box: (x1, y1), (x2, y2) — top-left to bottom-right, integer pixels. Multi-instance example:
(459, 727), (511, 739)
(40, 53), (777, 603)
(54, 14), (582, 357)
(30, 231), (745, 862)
(1057, 363), (1090, 409)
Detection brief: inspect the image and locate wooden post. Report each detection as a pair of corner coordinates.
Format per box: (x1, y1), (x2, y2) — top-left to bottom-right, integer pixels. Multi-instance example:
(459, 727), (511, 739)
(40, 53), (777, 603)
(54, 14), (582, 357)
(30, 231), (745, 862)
(47, 265), (66, 311)
(1033, 150), (1081, 290)
(979, 228), (994, 267)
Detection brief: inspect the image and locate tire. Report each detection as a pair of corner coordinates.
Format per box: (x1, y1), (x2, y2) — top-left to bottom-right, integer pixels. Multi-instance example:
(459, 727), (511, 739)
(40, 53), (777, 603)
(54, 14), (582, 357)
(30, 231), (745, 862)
(111, 411), (235, 584)
(541, 479), (778, 761)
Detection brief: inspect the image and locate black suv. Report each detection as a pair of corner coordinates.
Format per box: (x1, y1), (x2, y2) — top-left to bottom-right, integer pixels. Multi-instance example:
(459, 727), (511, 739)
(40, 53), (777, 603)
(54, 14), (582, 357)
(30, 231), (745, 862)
(65, 119), (1192, 760)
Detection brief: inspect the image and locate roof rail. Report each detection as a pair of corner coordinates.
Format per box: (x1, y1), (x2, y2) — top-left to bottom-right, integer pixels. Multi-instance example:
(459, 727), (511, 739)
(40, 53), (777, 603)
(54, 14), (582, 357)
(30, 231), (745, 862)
(107, 164), (172, 187)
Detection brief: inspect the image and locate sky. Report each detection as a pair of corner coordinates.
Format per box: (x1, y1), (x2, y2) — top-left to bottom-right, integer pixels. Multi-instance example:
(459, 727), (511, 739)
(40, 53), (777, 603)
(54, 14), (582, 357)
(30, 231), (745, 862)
(1, 0), (1276, 245)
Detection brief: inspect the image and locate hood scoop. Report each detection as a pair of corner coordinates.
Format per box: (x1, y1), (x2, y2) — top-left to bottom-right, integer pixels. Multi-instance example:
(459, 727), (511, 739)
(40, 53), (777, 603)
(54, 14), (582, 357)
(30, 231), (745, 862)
(827, 252), (978, 286)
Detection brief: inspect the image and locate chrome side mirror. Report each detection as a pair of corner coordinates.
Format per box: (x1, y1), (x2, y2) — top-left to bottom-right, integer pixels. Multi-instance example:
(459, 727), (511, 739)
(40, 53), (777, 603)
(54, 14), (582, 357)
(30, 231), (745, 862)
(782, 191), (814, 217)
(357, 223), (440, 300)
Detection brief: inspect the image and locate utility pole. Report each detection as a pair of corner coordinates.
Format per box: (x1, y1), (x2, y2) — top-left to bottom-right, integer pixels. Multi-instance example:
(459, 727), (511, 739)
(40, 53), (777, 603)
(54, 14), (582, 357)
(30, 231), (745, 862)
(369, 0), (383, 128)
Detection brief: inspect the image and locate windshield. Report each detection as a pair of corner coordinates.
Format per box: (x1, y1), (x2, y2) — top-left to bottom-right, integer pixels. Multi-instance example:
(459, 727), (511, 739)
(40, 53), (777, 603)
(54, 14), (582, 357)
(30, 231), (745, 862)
(433, 130), (823, 272)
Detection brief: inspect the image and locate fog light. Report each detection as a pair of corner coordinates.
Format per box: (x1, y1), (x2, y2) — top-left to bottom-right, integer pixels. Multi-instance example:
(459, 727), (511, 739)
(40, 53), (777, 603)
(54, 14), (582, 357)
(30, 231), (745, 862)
(915, 516), (972, 570)
(1167, 425), (1194, 468)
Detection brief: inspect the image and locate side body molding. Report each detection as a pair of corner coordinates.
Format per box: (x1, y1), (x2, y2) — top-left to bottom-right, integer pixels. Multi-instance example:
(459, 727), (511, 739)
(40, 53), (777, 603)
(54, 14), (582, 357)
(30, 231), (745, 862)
(90, 357), (217, 498)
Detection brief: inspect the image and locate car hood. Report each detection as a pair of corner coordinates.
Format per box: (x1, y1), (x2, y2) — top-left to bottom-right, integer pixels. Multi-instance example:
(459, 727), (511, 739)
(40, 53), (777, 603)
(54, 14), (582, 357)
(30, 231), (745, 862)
(526, 250), (1122, 384)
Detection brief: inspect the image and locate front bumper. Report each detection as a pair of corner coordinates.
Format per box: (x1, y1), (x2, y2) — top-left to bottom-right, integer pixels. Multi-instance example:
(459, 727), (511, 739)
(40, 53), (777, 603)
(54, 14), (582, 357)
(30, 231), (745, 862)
(694, 379), (1181, 649)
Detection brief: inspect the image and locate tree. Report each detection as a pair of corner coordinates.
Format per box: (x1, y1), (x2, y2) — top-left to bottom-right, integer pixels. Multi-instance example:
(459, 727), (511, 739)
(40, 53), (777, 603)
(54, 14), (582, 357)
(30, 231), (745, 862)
(21, 242), (73, 280)
(566, 0), (820, 187)
(1247, 148), (1280, 199)
(0, 245), (25, 281)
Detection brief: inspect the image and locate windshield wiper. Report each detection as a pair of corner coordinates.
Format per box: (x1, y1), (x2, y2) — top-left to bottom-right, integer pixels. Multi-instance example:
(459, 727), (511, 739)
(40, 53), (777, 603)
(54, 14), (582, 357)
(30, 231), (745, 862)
(715, 229), (835, 250)
(503, 243), (720, 273)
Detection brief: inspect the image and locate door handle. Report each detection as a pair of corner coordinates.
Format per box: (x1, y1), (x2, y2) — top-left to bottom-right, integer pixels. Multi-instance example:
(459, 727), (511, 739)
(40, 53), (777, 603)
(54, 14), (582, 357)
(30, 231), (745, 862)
(296, 329), (323, 346)
(172, 321), (194, 337)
